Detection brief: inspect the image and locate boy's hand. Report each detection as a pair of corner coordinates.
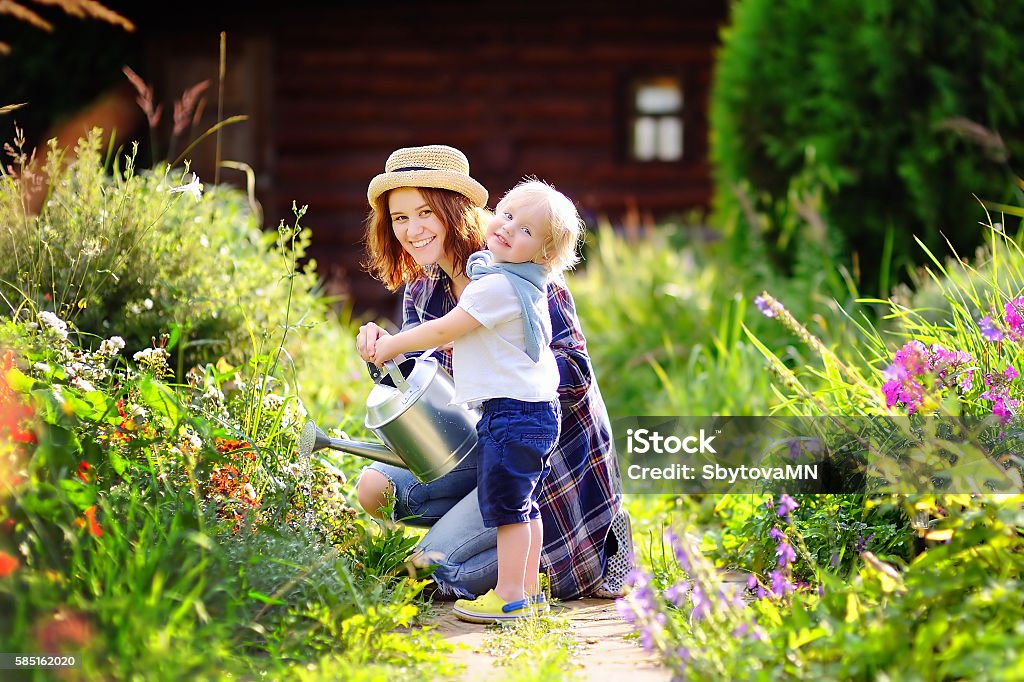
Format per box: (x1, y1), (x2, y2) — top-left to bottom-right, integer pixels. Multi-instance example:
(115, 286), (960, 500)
(356, 322), (389, 362)
(372, 335), (399, 365)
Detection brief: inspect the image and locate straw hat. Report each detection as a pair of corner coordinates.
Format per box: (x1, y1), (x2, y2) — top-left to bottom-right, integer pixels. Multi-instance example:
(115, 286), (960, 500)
(367, 145), (488, 208)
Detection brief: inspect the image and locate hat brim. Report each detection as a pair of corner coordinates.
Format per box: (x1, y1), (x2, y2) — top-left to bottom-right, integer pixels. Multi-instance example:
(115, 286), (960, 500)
(367, 169), (488, 208)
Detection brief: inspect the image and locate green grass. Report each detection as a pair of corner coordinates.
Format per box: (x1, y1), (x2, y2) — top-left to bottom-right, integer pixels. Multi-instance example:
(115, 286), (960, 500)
(481, 616), (582, 682)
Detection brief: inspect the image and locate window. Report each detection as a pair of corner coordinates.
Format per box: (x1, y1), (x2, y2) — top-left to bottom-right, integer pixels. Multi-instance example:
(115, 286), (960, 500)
(629, 77), (684, 162)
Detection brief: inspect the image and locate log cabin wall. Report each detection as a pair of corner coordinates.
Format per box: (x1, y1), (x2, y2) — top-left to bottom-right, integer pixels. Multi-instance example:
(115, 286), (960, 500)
(134, 0), (729, 321)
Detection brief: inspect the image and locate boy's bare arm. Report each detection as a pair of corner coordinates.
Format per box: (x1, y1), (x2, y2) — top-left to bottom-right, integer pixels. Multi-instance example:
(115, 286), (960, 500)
(371, 307), (480, 364)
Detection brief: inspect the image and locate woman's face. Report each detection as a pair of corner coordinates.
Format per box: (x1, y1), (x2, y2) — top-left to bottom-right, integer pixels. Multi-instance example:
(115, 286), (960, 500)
(388, 187), (451, 271)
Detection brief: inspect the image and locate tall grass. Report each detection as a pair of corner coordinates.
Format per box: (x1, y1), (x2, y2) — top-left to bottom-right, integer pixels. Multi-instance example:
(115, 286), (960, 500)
(569, 221), (854, 417)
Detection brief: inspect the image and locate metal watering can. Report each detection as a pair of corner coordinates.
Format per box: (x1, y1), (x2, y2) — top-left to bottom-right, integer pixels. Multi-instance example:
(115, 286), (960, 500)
(297, 351), (480, 483)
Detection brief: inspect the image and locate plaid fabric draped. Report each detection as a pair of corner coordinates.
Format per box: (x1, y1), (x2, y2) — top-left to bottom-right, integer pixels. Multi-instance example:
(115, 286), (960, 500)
(402, 269), (623, 599)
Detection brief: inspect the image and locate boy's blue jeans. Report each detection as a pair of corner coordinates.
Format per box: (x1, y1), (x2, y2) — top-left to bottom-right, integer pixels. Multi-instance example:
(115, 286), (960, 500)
(476, 397), (558, 528)
(361, 398), (559, 598)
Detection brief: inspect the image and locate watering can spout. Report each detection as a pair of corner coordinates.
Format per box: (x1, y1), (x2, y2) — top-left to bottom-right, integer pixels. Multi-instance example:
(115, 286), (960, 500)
(297, 419), (406, 469)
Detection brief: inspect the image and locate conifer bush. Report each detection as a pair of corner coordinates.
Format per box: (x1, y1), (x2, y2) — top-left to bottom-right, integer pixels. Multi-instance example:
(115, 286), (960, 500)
(710, 0), (1024, 294)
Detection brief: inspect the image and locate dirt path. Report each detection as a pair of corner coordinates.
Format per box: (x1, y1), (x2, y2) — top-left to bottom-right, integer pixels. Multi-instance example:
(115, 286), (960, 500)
(427, 598), (672, 681)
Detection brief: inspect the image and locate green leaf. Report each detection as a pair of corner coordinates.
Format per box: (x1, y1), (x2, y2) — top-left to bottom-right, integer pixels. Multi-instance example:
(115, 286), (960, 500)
(108, 447), (128, 476)
(33, 423), (83, 469)
(58, 478), (97, 509)
(4, 366), (35, 393)
(137, 375), (181, 425)
(246, 591), (286, 606)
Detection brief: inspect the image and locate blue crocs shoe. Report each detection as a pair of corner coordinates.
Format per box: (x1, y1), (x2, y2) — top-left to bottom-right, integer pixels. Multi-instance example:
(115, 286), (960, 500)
(532, 591), (551, 614)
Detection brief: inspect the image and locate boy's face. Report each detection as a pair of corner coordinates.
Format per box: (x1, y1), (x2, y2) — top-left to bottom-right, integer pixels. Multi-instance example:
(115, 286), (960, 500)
(487, 192), (550, 264)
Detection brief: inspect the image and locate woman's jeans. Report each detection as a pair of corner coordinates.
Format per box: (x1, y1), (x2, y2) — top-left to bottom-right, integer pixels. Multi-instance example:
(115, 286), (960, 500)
(361, 446), (498, 598)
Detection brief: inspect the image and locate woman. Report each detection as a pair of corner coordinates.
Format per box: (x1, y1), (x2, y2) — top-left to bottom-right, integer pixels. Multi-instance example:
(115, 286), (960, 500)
(355, 144), (631, 600)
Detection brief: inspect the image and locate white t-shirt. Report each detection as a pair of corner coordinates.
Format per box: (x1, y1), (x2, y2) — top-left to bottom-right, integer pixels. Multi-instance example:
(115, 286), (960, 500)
(453, 273), (559, 407)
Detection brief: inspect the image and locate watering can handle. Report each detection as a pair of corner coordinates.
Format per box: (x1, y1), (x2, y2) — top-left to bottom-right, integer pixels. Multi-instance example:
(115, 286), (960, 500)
(366, 361), (386, 384)
(366, 357), (411, 392)
(366, 347), (438, 390)
(366, 357), (406, 384)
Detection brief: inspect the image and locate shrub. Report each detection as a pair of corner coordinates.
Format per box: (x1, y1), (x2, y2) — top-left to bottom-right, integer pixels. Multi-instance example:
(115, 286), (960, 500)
(710, 0), (1024, 295)
(1, 129), (326, 374)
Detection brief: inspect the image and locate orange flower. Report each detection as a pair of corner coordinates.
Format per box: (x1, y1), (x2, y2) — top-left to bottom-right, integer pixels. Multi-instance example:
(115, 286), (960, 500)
(0, 550), (17, 577)
(76, 461), (94, 484)
(214, 437), (255, 458)
(83, 506), (102, 538)
(1, 352), (36, 446)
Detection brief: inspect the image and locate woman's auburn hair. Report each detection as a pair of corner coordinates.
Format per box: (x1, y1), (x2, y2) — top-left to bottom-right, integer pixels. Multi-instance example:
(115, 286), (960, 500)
(363, 187), (488, 291)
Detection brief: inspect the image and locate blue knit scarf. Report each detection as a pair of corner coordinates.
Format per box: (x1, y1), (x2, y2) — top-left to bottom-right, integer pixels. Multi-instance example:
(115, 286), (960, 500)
(466, 250), (550, 362)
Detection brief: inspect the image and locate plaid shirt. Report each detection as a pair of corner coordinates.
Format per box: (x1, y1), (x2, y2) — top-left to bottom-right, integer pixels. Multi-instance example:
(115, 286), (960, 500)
(402, 269), (623, 599)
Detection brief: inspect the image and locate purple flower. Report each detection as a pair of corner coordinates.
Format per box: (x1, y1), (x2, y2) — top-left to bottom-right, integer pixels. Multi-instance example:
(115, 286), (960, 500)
(958, 369), (975, 393)
(663, 581), (690, 607)
(930, 345), (974, 384)
(893, 340), (929, 376)
(769, 527), (785, 542)
(754, 295), (776, 318)
(854, 533), (873, 553)
(639, 625), (657, 652)
(881, 340), (976, 413)
(747, 574), (758, 590)
(615, 597), (637, 624)
(1004, 297), (1024, 340)
(776, 493), (799, 519)
(992, 395), (1015, 426)
(1005, 365), (1018, 380)
(882, 379), (902, 408)
(769, 570), (794, 598)
(979, 315), (1005, 342)
(690, 584), (710, 621)
(776, 541), (796, 567)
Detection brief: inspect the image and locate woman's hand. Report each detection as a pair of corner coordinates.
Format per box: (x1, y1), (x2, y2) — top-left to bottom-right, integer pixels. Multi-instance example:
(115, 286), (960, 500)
(356, 322), (389, 362)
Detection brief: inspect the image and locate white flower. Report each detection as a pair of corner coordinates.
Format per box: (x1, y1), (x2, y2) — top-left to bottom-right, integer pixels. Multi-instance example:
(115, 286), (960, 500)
(80, 239), (102, 258)
(169, 173), (204, 202)
(38, 311), (68, 339)
(99, 336), (125, 356)
(133, 347), (170, 363)
(203, 385), (225, 403)
(71, 376), (97, 393)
